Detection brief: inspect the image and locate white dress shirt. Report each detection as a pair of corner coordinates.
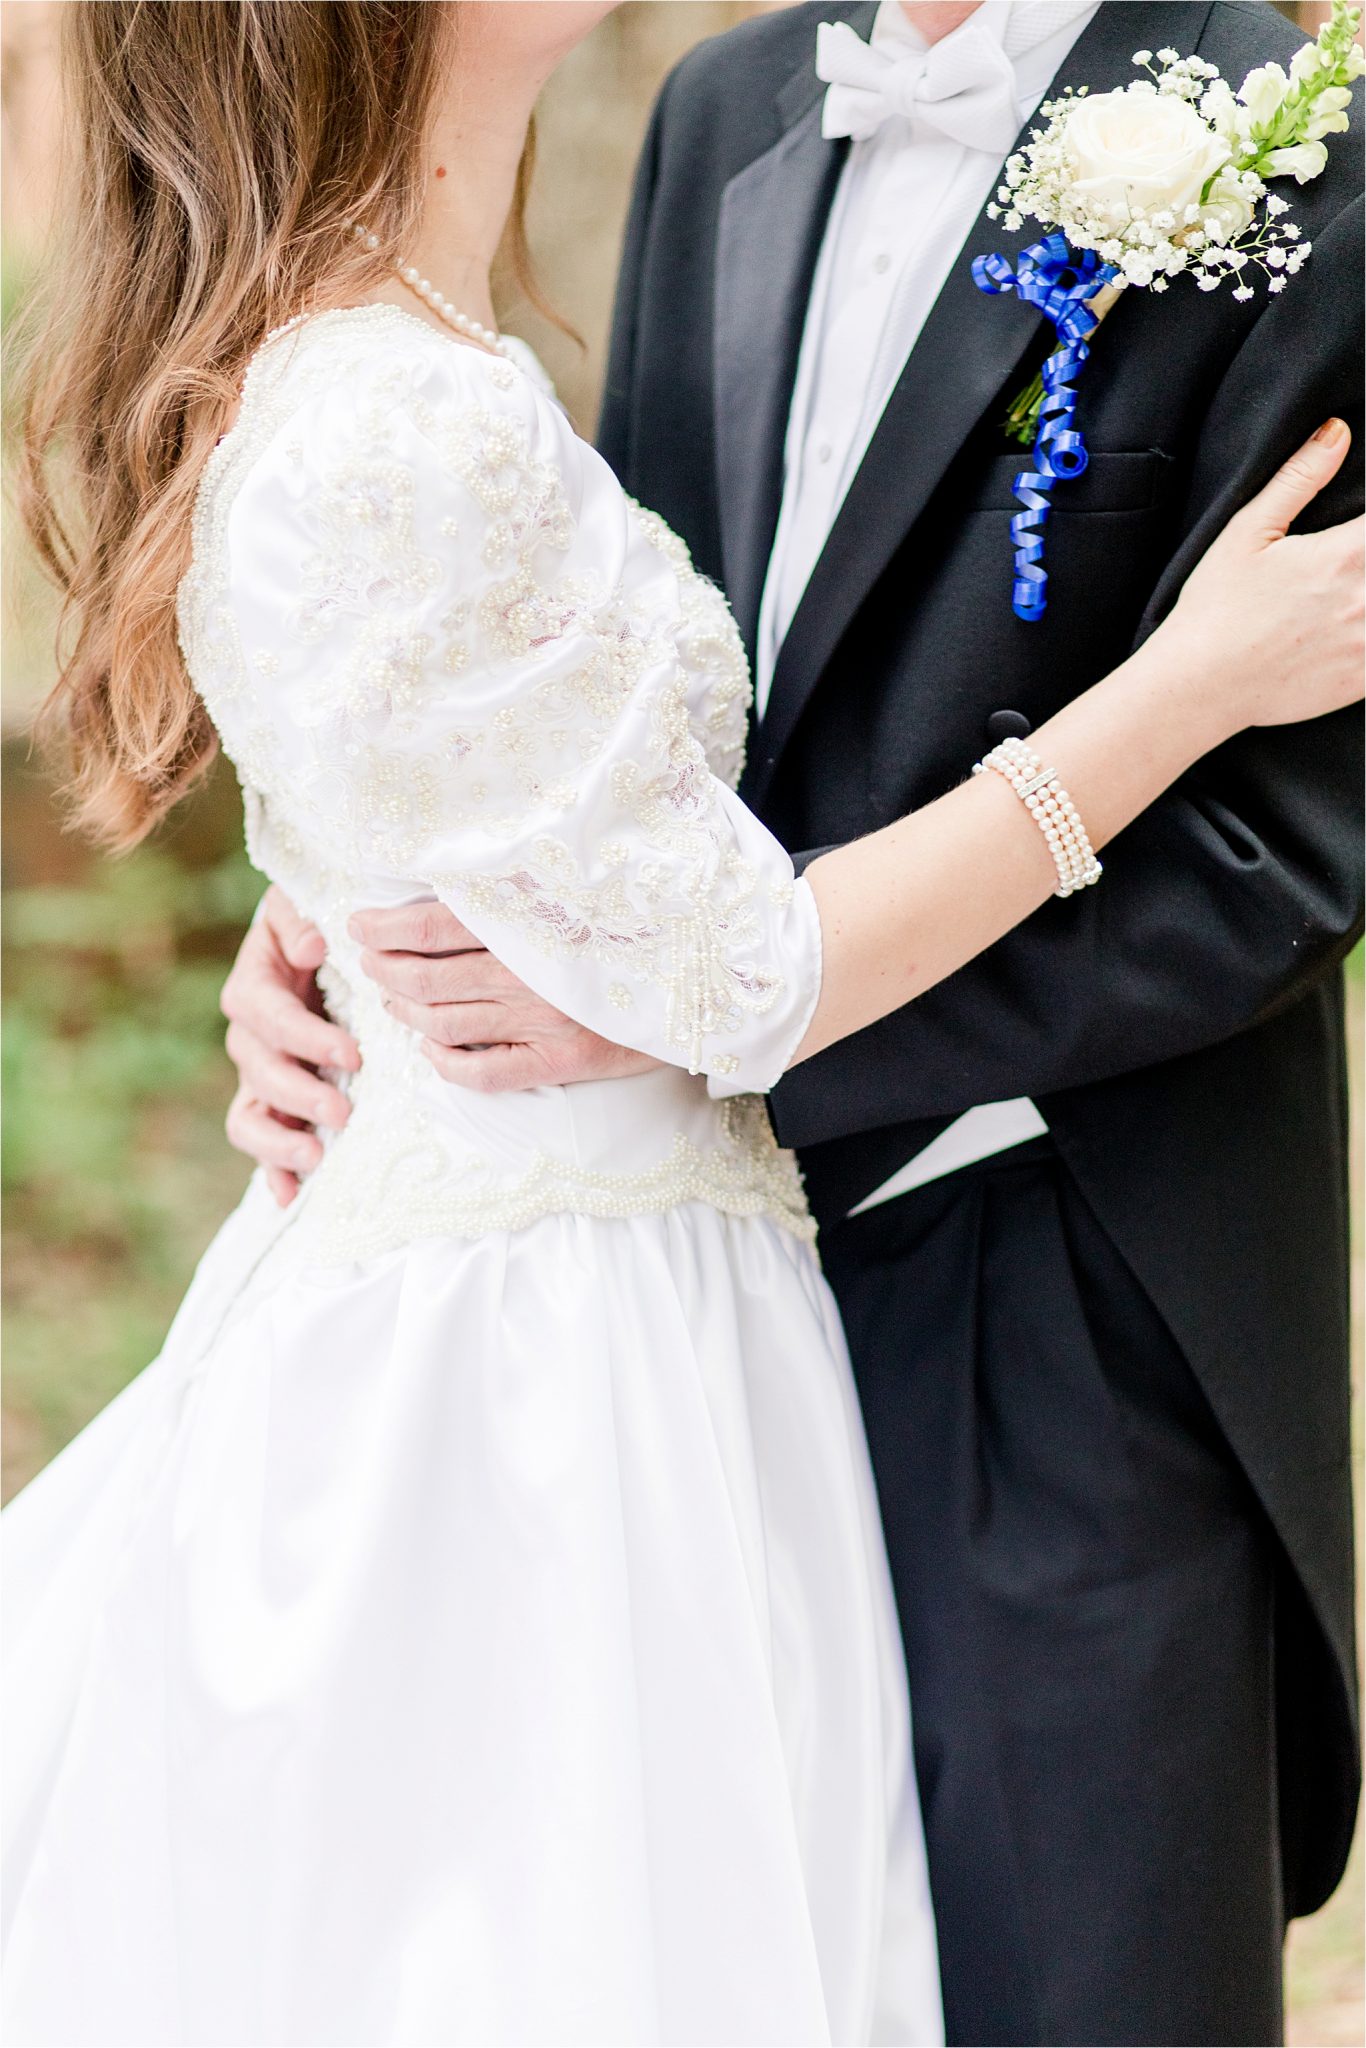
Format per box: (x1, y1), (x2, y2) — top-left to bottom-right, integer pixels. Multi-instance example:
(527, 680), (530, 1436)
(757, 0), (1099, 1210)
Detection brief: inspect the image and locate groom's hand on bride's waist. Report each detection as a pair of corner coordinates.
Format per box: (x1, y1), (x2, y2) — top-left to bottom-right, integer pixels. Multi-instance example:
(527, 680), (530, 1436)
(221, 885), (361, 1208)
(220, 889), (658, 1206)
(348, 902), (658, 1093)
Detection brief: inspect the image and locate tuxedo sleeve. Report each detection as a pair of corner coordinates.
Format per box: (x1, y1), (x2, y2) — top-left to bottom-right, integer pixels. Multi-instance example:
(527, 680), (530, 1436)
(768, 191), (1365, 1152)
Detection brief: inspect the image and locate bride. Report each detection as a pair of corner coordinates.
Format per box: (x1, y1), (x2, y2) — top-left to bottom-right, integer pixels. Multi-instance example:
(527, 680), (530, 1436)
(6, 3), (1362, 2043)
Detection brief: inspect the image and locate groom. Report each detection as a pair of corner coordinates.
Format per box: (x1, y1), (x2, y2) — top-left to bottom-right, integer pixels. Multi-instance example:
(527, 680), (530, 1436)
(220, 3), (1363, 2040)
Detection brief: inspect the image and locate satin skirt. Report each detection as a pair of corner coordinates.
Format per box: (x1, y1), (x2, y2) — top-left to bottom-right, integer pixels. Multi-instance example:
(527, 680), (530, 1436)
(2, 1180), (942, 2046)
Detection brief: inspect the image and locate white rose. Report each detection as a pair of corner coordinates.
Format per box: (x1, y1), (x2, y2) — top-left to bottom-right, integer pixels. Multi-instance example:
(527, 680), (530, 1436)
(1064, 87), (1231, 228)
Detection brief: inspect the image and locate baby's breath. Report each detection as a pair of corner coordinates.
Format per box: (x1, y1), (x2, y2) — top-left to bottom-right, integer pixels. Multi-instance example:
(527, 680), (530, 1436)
(994, 0), (1361, 300)
(990, 0), (1360, 444)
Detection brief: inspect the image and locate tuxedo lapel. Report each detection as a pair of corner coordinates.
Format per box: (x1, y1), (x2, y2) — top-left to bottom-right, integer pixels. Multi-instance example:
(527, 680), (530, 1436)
(713, 2), (875, 660)
(744, 0), (1213, 811)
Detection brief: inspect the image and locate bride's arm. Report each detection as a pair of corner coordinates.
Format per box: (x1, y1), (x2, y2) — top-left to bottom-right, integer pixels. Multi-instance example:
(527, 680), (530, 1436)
(225, 373), (1360, 1150)
(797, 424), (1363, 1061)
(344, 431), (1356, 1098)
(228, 343), (830, 1093)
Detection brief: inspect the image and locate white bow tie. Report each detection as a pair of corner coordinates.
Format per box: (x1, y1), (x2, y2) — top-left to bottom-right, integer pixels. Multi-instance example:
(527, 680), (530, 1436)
(816, 17), (1022, 155)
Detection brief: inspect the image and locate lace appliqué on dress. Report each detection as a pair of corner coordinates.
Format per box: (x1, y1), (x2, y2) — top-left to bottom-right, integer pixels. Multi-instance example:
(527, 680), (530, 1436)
(300, 1093), (815, 1264)
(178, 306), (815, 1254)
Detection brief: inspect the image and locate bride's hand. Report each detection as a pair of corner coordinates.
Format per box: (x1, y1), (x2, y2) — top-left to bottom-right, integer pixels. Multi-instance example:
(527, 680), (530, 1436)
(1158, 418), (1364, 734)
(794, 419), (1361, 1067)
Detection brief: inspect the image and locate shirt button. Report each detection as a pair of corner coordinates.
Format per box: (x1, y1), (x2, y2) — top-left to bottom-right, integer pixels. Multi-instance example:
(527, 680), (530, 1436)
(872, 252), (892, 275)
(816, 441), (833, 465)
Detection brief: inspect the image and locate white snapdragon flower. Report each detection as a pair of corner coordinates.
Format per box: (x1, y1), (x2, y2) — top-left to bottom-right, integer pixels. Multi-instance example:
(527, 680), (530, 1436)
(1261, 139), (1330, 181)
(1303, 85), (1355, 138)
(1237, 61), (1292, 128)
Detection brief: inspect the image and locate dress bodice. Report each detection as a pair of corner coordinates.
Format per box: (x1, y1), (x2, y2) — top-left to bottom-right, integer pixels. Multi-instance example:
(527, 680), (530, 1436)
(178, 307), (820, 1257)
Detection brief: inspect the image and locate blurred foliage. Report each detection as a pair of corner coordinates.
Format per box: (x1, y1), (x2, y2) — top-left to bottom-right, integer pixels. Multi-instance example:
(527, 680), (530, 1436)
(2, 752), (257, 1499)
(1288, 1822), (1366, 2045)
(1, 210), (258, 1496)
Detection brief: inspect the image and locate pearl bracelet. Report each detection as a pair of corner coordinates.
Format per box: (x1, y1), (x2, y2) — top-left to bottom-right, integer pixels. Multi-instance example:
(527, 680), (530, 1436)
(971, 737), (1102, 898)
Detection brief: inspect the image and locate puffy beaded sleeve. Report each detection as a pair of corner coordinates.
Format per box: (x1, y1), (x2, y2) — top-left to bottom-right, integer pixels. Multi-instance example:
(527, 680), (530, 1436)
(185, 309), (822, 1094)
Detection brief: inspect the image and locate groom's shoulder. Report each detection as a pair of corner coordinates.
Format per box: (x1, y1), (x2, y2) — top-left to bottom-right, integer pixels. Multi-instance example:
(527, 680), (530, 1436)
(1201, 0), (1311, 70)
(656, 2), (863, 141)
(667, 0), (827, 92)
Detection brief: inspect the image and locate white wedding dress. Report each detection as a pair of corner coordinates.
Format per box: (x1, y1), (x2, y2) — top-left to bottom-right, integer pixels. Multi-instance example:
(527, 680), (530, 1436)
(2, 307), (942, 2048)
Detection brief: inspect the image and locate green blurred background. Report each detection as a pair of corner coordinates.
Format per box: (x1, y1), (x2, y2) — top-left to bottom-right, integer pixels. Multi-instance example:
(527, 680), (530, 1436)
(2, 4), (1360, 2037)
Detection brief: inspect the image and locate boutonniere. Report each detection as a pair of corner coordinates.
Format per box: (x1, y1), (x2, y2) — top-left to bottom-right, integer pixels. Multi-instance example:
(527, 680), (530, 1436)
(972, 0), (1364, 621)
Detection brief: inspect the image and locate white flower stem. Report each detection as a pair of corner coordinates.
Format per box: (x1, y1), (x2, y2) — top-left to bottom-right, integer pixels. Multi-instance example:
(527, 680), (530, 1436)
(1086, 281), (1125, 323)
(1003, 281), (1124, 447)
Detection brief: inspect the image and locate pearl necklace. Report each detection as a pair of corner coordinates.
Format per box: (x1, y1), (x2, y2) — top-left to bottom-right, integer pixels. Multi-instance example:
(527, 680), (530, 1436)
(345, 220), (509, 357)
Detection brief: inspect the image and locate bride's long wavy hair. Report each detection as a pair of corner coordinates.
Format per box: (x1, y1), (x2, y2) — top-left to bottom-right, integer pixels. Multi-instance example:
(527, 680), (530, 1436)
(16, 1), (542, 849)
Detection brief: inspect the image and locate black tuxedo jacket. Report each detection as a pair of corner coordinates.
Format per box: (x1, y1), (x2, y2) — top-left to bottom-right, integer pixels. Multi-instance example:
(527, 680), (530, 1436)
(598, 0), (1363, 1908)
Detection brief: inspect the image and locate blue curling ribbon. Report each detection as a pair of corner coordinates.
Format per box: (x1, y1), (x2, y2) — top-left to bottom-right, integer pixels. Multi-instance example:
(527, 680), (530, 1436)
(971, 233), (1118, 623)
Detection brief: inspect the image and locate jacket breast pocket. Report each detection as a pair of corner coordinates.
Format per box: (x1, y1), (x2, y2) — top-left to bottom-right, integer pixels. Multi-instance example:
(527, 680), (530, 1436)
(964, 448), (1174, 516)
